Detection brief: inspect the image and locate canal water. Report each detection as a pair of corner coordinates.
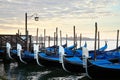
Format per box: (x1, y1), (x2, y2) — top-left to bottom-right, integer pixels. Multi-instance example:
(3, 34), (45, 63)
(0, 62), (89, 80)
(0, 41), (118, 80)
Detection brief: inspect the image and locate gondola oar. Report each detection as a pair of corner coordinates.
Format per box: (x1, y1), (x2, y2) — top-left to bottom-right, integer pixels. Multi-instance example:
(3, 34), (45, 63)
(33, 44), (43, 66)
(6, 42), (13, 59)
(17, 44), (27, 64)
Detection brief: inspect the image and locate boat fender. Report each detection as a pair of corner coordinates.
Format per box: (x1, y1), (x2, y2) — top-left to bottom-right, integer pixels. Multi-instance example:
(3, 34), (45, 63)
(6, 42), (13, 59)
(17, 44), (27, 64)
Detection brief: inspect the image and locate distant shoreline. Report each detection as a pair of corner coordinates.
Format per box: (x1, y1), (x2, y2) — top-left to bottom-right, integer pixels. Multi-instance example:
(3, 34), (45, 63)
(32, 36), (116, 41)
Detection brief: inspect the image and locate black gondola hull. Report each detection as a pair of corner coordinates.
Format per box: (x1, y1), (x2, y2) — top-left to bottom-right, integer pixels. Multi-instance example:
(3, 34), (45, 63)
(87, 59), (120, 80)
(38, 53), (62, 67)
(10, 52), (36, 64)
(63, 56), (85, 73)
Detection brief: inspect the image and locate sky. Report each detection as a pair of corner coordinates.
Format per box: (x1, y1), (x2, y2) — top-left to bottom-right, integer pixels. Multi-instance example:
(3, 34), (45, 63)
(0, 0), (120, 40)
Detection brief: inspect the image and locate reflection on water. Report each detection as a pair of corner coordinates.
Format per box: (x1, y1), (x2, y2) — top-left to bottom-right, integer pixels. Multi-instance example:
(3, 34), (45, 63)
(0, 62), (90, 80)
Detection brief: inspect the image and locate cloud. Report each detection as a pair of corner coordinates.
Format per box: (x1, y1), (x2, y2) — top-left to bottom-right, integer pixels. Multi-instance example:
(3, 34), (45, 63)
(0, 0), (120, 34)
(0, 0), (119, 20)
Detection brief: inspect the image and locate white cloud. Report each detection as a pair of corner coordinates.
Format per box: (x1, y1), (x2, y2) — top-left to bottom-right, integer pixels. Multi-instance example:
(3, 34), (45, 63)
(0, 0), (119, 20)
(0, 0), (120, 36)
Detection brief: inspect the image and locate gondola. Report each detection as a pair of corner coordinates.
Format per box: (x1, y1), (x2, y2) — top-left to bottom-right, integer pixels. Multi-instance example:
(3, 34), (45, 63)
(60, 42), (88, 73)
(37, 43), (77, 67)
(85, 48), (120, 80)
(78, 46), (120, 80)
(7, 42), (66, 65)
(6, 43), (42, 65)
(9, 42), (67, 65)
(60, 42), (119, 73)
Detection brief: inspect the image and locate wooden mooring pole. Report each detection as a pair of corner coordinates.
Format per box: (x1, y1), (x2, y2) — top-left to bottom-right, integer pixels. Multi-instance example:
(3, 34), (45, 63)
(116, 29), (119, 51)
(18, 29), (20, 35)
(26, 31), (29, 51)
(56, 27), (58, 54)
(98, 31), (100, 50)
(54, 32), (56, 47)
(73, 26), (76, 50)
(60, 30), (62, 46)
(48, 36), (50, 47)
(36, 28), (39, 44)
(54, 32), (56, 53)
(44, 29), (46, 48)
(75, 34), (77, 49)
(25, 13), (28, 51)
(66, 34), (68, 47)
(79, 34), (82, 48)
(94, 22), (98, 60)
(56, 27), (58, 47)
(39, 34), (43, 48)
